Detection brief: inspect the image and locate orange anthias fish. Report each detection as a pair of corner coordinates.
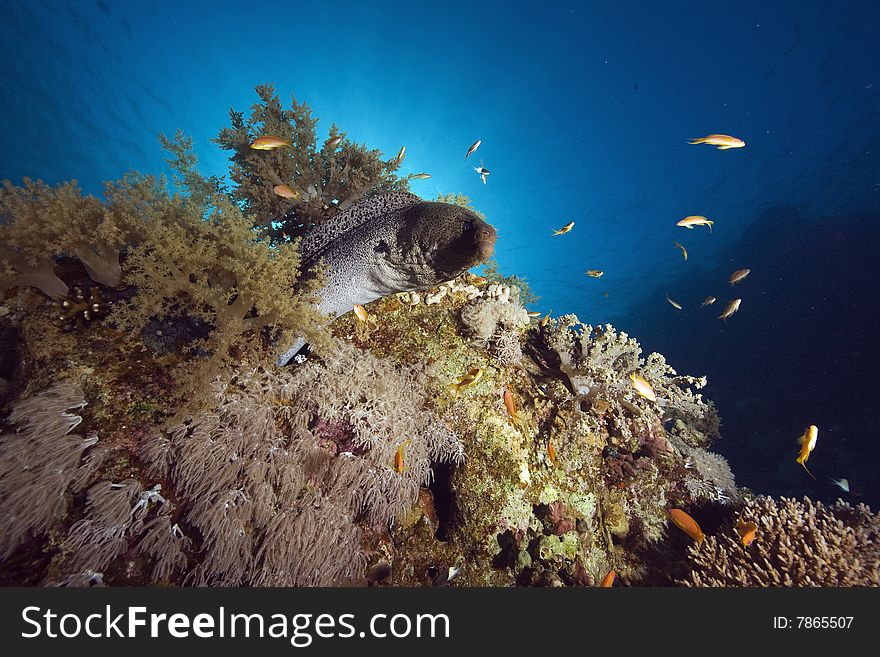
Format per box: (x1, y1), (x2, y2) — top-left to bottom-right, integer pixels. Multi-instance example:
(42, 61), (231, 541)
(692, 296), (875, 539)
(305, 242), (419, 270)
(273, 183), (300, 199)
(668, 508), (704, 545)
(353, 304), (369, 322)
(393, 146), (406, 166)
(547, 440), (558, 467)
(688, 134), (746, 150)
(503, 389), (523, 425)
(796, 425), (819, 479)
(717, 298), (742, 321)
(394, 440), (411, 473)
(676, 215), (714, 232)
(250, 135), (292, 150)
(410, 173), (432, 179)
(673, 241), (688, 261)
(729, 268), (751, 285)
(735, 519), (758, 547)
(629, 373), (657, 402)
(552, 221), (575, 236)
(666, 293), (683, 310)
(586, 269), (604, 278)
(324, 134), (344, 149)
(599, 570), (616, 587)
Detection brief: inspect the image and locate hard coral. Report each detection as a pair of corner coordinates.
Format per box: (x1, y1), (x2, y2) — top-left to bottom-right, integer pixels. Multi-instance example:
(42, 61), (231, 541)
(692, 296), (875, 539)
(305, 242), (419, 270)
(683, 496), (880, 586)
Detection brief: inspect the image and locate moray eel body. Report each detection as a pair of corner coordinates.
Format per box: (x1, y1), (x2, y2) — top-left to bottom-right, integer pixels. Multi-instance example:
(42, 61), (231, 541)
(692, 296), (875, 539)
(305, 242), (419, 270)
(278, 192), (496, 364)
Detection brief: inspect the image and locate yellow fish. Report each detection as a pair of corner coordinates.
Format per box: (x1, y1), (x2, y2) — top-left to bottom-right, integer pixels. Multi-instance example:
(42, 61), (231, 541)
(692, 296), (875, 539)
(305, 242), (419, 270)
(465, 139), (481, 160)
(729, 268), (751, 285)
(701, 296), (716, 307)
(668, 508), (704, 545)
(717, 298), (742, 320)
(527, 311), (542, 318)
(688, 134), (746, 150)
(629, 373), (657, 402)
(796, 425), (818, 479)
(666, 293), (683, 310)
(673, 241), (688, 261)
(449, 367), (483, 396)
(324, 134), (344, 149)
(503, 389), (523, 425)
(250, 135), (291, 150)
(599, 570), (616, 587)
(273, 183), (300, 199)
(677, 215), (714, 232)
(552, 221), (575, 236)
(353, 304), (369, 322)
(735, 519), (758, 547)
(394, 439), (411, 473)
(540, 312), (551, 328)
(586, 269), (604, 278)
(410, 173), (432, 179)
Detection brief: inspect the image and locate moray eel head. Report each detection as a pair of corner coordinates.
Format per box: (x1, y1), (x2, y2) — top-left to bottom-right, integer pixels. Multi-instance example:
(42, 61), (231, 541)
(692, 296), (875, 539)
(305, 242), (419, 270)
(392, 201), (497, 285)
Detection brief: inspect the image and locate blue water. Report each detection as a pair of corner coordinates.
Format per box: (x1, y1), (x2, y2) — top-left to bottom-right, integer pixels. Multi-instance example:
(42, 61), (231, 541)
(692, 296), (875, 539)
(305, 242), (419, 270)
(2, 1), (879, 504)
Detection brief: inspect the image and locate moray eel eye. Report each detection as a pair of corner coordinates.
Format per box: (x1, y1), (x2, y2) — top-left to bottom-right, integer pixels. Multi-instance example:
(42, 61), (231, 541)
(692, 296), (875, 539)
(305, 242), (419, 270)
(462, 219), (474, 232)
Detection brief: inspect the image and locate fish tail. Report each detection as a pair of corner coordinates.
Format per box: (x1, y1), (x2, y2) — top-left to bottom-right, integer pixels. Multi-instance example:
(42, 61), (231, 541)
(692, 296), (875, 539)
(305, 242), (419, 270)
(802, 461), (816, 479)
(708, 223), (713, 233)
(688, 138), (705, 144)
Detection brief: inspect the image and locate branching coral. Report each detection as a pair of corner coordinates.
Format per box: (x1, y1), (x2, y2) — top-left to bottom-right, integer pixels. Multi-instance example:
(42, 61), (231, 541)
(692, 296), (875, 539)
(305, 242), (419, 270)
(214, 83), (410, 243)
(0, 381), (104, 558)
(683, 496), (880, 586)
(140, 341), (463, 586)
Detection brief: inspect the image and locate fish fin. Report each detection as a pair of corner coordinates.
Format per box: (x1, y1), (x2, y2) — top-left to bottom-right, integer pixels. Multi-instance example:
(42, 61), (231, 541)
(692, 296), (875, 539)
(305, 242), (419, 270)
(717, 145), (732, 150)
(687, 139), (704, 144)
(801, 461), (816, 479)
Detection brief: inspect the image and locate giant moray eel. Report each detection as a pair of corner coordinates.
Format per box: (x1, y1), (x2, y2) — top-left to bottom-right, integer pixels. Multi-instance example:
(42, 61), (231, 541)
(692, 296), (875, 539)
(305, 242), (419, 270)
(278, 191), (497, 364)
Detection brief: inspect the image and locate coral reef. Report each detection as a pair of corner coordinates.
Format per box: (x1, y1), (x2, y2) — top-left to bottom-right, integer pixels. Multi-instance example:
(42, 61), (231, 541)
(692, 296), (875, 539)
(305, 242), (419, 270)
(683, 496), (880, 586)
(1, 84), (866, 589)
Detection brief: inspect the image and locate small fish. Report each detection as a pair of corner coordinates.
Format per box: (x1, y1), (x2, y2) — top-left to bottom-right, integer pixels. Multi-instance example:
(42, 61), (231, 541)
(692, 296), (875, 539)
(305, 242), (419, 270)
(735, 519), (758, 546)
(353, 304), (369, 322)
(668, 508), (704, 545)
(796, 425), (818, 479)
(676, 215), (714, 232)
(449, 367), (483, 396)
(250, 135), (292, 150)
(673, 241), (688, 261)
(729, 268), (751, 286)
(393, 439), (411, 473)
(552, 221), (575, 236)
(273, 183), (300, 199)
(547, 440), (558, 466)
(527, 311), (542, 318)
(409, 173), (432, 179)
(688, 134), (746, 150)
(599, 570), (616, 587)
(540, 312), (551, 328)
(629, 373), (657, 402)
(503, 389), (522, 424)
(474, 164), (490, 184)
(717, 298), (742, 320)
(701, 296), (716, 307)
(465, 139), (481, 160)
(324, 134), (344, 149)
(393, 146), (406, 166)
(586, 269), (604, 278)
(603, 290), (609, 298)
(666, 293), (683, 310)
(828, 477), (850, 492)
